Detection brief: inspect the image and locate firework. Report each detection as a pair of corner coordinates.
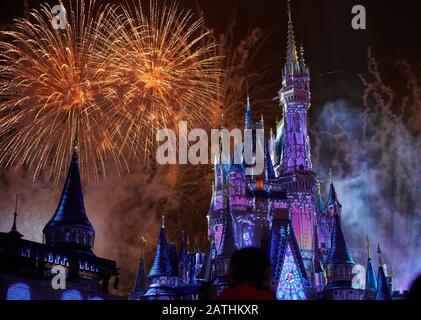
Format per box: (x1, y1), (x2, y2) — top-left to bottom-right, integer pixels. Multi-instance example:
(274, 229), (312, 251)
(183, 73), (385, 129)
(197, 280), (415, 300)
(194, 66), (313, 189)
(107, 0), (222, 157)
(0, 0), (134, 180)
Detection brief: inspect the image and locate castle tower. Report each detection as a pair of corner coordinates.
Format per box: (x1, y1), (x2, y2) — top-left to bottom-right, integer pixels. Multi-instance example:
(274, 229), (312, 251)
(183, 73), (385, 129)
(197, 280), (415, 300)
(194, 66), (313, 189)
(375, 244), (392, 300)
(323, 212), (363, 300)
(273, 0), (318, 276)
(278, 0), (312, 173)
(129, 256), (148, 300)
(43, 147), (95, 250)
(326, 170), (343, 223)
(364, 236), (377, 300)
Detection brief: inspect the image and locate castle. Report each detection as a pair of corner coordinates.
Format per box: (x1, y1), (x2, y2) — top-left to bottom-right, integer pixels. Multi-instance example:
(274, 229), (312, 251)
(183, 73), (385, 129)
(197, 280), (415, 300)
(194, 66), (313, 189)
(130, 2), (398, 301)
(0, 2), (400, 301)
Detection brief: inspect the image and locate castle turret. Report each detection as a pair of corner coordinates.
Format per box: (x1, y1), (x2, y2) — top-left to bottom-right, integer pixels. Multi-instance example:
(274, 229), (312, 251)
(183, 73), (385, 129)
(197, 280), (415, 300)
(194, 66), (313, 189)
(365, 236), (377, 300)
(326, 171), (343, 221)
(129, 257), (148, 300)
(375, 244), (392, 300)
(43, 147), (95, 250)
(323, 211), (363, 299)
(148, 217), (178, 285)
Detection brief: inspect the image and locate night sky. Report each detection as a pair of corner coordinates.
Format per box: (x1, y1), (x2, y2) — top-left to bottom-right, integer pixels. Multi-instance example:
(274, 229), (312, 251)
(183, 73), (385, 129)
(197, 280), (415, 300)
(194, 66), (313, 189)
(1, 0), (420, 296)
(2, 0), (421, 108)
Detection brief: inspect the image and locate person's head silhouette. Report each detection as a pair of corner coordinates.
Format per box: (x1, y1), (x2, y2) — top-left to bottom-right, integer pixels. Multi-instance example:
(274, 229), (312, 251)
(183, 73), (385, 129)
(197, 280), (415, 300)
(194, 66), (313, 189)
(229, 247), (271, 289)
(407, 275), (421, 300)
(219, 247), (275, 300)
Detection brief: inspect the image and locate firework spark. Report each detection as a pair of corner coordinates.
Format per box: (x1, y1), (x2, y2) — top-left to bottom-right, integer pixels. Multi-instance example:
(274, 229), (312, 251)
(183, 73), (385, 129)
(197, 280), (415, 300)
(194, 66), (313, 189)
(107, 0), (222, 157)
(0, 0), (222, 180)
(0, 0), (134, 180)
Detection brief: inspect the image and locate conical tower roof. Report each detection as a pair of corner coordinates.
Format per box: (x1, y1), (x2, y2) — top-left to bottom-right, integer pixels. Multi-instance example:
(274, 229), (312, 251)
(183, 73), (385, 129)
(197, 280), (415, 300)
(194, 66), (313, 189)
(326, 214), (354, 265)
(149, 217), (177, 277)
(44, 148), (93, 230)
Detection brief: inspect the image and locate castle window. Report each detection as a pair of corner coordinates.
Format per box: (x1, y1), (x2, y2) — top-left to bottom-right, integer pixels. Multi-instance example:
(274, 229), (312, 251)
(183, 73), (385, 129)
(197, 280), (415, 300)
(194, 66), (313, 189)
(61, 290), (82, 300)
(6, 283), (31, 300)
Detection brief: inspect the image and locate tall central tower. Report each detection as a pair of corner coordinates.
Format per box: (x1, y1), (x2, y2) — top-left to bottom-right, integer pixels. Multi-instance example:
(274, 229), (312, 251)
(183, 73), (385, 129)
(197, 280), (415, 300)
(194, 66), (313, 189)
(274, 0), (318, 274)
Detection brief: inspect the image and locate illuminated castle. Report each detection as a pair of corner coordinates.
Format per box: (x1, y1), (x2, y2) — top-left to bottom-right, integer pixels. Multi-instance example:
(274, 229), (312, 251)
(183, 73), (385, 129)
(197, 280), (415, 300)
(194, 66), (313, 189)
(134, 1), (399, 301)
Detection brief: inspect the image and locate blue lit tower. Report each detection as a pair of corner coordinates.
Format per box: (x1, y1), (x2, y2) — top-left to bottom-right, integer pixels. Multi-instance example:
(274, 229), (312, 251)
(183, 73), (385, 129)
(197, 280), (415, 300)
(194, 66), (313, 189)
(375, 244), (392, 300)
(129, 255), (148, 300)
(364, 236), (377, 300)
(323, 208), (363, 300)
(143, 216), (178, 300)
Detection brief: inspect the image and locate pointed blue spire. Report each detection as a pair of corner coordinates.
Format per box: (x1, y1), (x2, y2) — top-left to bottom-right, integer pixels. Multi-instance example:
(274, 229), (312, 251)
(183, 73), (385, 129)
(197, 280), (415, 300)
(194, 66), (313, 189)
(316, 183), (325, 214)
(375, 265), (392, 300)
(326, 214), (354, 266)
(44, 148), (93, 230)
(365, 236), (377, 298)
(327, 170), (342, 208)
(265, 142), (276, 180)
(149, 216), (177, 277)
(131, 258), (148, 298)
(375, 244), (392, 300)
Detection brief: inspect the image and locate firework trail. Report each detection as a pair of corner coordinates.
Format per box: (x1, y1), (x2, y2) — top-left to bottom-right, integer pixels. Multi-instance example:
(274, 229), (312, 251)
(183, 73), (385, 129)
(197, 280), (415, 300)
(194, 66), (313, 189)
(0, 0), (135, 180)
(107, 0), (222, 158)
(0, 0), (222, 180)
(313, 49), (421, 290)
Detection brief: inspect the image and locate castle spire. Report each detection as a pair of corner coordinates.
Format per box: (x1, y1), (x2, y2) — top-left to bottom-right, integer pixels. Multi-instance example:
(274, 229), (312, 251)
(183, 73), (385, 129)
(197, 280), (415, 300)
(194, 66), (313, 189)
(285, 0), (298, 74)
(130, 238), (148, 300)
(326, 214), (354, 266)
(365, 236), (377, 299)
(323, 212), (355, 295)
(9, 194), (23, 238)
(148, 216), (176, 277)
(43, 144), (94, 249)
(375, 243), (392, 300)
(327, 170), (342, 209)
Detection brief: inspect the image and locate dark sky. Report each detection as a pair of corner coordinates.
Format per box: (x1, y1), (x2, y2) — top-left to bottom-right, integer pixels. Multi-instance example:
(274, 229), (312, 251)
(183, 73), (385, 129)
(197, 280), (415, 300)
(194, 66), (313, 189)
(1, 0), (421, 109)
